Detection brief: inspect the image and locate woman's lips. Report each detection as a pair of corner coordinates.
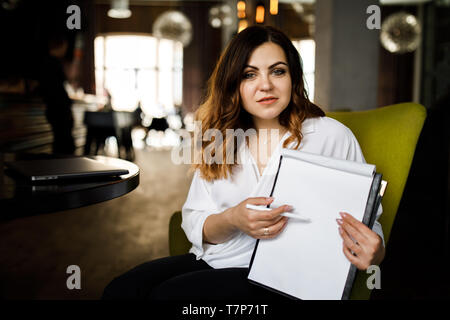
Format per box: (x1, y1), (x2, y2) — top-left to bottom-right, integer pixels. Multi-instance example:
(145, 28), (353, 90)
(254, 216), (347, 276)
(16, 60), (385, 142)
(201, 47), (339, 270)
(257, 98), (278, 105)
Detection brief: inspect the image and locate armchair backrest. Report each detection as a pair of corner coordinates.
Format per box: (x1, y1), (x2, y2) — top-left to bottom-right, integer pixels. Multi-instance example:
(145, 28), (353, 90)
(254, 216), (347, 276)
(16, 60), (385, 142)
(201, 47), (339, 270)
(327, 102), (426, 299)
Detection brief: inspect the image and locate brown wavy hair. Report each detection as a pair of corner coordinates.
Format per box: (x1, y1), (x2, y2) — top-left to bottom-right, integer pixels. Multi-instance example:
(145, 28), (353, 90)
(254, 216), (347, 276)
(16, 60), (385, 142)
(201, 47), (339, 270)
(193, 25), (325, 181)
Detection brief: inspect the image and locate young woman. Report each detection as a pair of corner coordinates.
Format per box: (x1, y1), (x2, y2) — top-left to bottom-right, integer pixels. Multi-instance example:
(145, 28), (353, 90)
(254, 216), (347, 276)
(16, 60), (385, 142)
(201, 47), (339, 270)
(102, 25), (385, 300)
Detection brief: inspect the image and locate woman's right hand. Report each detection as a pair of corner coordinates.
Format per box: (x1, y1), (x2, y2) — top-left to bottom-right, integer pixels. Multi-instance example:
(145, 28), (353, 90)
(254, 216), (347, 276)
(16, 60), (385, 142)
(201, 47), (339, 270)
(227, 197), (290, 239)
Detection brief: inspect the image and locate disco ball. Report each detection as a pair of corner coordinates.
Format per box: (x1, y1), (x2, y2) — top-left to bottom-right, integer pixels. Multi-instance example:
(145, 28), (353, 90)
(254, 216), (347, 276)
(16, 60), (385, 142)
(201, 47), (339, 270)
(1, 0), (20, 10)
(208, 4), (233, 28)
(380, 12), (421, 54)
(153, 11), (193, 47)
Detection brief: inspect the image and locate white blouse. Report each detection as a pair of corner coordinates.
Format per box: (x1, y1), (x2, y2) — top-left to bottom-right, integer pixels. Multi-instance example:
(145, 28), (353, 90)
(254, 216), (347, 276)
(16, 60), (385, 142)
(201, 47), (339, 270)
(181, 116), (384, 269)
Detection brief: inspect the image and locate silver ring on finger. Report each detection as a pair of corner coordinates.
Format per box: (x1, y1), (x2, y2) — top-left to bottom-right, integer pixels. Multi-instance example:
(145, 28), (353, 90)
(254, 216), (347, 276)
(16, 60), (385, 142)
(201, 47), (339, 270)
(263, 227), (270, 236)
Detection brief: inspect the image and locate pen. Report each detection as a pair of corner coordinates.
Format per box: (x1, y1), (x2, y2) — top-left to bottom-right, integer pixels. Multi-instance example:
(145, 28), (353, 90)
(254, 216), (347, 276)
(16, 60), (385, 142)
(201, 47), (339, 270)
(245, 204), (311, 222)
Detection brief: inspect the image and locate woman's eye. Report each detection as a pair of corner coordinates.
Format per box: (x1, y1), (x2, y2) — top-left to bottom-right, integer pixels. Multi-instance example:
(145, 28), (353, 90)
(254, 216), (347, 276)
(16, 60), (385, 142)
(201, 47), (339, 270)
(243, 72), (255, 79)
(273, 69), (286, 76)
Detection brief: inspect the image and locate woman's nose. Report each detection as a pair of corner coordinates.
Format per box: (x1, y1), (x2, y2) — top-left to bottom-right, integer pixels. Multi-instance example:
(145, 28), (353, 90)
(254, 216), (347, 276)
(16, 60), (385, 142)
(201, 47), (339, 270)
(259, 74), (273, 91)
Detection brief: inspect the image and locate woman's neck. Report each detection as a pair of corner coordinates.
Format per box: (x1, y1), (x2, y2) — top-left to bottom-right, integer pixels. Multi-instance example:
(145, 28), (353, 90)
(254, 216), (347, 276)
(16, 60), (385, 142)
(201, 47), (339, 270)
(253, 117), (287, 136)
(248, 117), (288, 176)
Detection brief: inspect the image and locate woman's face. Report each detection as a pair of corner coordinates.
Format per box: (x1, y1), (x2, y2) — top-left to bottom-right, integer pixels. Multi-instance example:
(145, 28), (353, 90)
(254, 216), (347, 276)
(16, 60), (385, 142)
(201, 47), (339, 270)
(239, 42), (292, 125)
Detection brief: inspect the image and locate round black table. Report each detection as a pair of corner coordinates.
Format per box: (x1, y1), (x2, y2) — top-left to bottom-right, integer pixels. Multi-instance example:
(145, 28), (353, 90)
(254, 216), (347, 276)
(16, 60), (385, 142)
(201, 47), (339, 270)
(0, 153), (139, 220)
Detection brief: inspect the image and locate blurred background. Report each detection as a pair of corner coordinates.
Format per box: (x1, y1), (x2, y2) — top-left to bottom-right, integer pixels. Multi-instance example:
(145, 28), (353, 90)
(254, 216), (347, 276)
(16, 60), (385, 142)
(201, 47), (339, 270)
(0, 0), (448, 299)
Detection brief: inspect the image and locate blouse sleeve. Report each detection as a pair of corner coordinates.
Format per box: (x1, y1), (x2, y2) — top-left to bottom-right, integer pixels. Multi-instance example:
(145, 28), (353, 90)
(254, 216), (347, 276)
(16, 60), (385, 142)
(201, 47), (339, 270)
(344, 128), (385, 247)
(181, 170), (218, 259)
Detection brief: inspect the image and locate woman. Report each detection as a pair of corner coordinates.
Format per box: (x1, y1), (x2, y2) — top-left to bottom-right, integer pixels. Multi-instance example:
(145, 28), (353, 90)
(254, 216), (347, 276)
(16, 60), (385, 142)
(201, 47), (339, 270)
(103, 25), (385, 300)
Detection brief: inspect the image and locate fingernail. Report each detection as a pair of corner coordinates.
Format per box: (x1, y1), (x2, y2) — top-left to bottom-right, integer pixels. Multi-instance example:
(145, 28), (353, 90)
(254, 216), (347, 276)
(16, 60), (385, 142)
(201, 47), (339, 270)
(339, 212), (346, 218)
(286, 205), (293, 211)
(338, 226), (343, 234)
(336, 218), (343, 225)
(267, 197), (274, 201)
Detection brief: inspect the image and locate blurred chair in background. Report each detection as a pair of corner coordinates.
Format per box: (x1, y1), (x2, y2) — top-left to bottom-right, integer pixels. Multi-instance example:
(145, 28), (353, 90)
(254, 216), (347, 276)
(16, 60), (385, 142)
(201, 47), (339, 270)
(83, 110), (138, 161)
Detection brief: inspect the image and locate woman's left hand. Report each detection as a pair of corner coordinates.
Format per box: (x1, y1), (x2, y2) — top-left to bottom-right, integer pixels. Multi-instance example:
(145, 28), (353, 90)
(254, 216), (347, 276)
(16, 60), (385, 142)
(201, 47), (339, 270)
(337, 212), (385, 270)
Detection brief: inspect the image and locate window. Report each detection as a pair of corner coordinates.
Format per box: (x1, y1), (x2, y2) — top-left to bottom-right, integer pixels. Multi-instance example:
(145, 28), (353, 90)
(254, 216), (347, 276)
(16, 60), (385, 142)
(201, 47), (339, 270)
(94, 34), (183, 116)
(292, 39), (315, 102)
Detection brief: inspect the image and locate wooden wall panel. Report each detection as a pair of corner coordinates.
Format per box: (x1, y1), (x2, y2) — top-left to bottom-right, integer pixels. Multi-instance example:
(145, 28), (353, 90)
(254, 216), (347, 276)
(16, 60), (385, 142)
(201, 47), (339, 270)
(0, 95), (87, 155)
(377, 6), (416, 107)
(0, 95), (52, 153)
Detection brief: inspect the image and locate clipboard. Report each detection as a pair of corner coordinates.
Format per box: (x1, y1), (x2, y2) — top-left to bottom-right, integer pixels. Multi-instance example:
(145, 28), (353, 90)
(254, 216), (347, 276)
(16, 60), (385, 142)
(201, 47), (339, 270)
(247, 150), (387, 300)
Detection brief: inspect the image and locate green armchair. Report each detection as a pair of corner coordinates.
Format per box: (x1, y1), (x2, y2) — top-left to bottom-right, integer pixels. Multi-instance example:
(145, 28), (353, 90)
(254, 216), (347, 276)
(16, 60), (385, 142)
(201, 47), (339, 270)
(169, 102), (427, 299)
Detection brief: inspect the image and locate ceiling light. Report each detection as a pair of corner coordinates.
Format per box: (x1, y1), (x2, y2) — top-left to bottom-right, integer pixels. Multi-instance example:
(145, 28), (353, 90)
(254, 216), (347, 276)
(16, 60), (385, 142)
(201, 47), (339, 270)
(108, 0), (132, 19)
(256, 2), (265, 24)
(270, 0), (279, 15)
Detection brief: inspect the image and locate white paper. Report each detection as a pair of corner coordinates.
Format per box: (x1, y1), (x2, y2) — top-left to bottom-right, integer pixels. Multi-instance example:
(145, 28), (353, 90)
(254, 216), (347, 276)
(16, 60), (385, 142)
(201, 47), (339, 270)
(248, 151), (374, 300)
(281, 148), (375, 177)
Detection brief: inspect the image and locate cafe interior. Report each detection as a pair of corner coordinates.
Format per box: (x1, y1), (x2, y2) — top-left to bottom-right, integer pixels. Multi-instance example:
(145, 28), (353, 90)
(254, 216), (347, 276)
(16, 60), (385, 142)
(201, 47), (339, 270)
(0, 0), (449, 300)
